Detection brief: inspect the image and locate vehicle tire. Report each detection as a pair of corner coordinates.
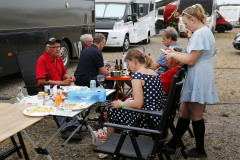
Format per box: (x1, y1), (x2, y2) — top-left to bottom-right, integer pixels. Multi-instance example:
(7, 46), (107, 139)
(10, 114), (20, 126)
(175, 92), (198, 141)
(143, 33), (150, 44)
(60, 41), (70, 69)
(122, 36), (130, 51)
(217, 25), (225, 33)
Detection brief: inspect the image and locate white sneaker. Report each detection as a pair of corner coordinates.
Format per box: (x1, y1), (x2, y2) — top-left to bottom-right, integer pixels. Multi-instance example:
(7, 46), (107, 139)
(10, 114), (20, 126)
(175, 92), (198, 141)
(97, 153), (109, 159)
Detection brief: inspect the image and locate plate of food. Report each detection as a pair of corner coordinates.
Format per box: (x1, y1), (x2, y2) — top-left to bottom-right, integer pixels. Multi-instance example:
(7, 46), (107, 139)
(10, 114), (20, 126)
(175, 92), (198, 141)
(59, 102), (88, 111)
(23, 106), (57, 116)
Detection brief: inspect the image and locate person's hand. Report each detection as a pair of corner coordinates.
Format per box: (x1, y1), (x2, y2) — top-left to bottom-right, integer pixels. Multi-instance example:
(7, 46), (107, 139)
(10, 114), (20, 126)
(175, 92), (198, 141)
(70, 75), (76, 82)
(187, 30), (192, 38)
(108, 67), (115, 72)
(163, 48), (174, 61)
(111, 99), (123, 109)
(62, 78), (72, 86)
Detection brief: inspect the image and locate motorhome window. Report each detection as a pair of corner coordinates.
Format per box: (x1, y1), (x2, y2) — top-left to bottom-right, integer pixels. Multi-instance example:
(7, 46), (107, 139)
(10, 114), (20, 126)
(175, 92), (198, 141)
(139, 4), (144, 16)
(150, 3), (154, 12)
(127, 5), (133, 21)
(216, 13), (221, 19)
(96, 3), (126, 19)
(138, 4), (149, 17)
(158, 9), (164, 15)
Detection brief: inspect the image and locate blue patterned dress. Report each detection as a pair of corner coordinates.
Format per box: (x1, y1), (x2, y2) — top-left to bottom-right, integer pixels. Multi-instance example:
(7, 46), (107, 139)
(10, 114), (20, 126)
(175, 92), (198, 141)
(107, 72), (165, 128)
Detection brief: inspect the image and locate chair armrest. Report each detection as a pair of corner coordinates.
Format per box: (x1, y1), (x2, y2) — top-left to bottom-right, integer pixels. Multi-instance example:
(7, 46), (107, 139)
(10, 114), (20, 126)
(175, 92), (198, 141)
(104, 123), (161, 135)
(122, 107), (163, 116)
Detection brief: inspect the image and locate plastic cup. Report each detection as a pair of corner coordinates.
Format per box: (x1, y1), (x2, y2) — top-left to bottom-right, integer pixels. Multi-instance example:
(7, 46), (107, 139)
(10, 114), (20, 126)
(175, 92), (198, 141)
(63, 100), (72, 115)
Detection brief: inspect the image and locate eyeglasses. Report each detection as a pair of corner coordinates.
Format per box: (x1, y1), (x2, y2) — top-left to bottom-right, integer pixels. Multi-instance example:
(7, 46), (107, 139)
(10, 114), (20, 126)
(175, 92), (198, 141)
(48, 46), (60, 49)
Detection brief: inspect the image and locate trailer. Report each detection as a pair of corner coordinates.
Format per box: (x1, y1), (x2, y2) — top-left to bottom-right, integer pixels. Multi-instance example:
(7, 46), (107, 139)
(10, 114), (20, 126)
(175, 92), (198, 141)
(0, 0), (95, 77)
(95, 0), (156, 51)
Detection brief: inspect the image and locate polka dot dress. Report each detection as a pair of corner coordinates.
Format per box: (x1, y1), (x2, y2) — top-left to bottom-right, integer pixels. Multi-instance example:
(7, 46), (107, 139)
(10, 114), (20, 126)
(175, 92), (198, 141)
(107, 72), (165, 129)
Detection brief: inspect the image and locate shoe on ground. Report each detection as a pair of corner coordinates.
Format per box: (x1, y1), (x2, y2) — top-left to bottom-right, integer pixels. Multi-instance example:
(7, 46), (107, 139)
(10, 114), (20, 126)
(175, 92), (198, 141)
(185, 148), (207, 158)
(97, 153), (109, 159)
(61, 130), (82, 141)
(165, 143), (176, 155)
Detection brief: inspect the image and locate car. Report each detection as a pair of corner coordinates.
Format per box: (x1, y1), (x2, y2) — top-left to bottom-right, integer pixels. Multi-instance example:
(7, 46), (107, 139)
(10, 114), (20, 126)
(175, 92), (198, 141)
(233, 33), (240, 50)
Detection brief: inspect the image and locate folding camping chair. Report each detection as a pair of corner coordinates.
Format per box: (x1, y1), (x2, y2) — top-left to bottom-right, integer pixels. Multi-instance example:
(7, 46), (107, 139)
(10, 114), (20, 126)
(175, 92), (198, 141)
(94, 67), (187, 160)
(15, 50), (43, 95)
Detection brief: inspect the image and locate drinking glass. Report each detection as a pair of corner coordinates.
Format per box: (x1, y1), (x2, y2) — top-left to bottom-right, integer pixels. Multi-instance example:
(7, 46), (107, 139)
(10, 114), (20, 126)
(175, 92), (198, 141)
(97, 75), (105, 88)
(63, 100), (72, 115)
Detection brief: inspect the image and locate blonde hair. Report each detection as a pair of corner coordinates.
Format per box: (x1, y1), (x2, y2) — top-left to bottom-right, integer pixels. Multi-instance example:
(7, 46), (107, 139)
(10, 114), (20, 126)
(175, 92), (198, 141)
(124, 49), (153, 68)
(182, 4), (206, 25)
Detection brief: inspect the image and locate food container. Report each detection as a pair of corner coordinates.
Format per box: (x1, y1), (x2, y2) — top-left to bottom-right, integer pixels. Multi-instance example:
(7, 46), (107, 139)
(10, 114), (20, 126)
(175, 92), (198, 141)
(68, 88), (106, 102)
(111, 71), (122, 77)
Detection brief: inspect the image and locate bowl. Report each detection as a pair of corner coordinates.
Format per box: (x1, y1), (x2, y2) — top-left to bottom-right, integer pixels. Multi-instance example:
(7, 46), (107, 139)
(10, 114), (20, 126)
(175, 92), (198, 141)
(111, 71), (122, 77)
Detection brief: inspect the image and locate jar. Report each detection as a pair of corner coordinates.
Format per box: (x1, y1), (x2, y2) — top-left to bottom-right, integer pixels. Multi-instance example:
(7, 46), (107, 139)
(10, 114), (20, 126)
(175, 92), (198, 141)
(38, 91), (45, 105)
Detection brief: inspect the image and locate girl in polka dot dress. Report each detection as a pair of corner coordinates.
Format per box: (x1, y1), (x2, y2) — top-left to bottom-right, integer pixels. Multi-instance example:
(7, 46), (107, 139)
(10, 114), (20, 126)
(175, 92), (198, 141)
(107, 49), (165, 137)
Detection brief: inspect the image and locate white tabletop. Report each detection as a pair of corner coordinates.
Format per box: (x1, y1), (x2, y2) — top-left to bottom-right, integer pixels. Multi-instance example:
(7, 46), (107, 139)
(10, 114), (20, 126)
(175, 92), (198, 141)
(19, 89), (115, 118)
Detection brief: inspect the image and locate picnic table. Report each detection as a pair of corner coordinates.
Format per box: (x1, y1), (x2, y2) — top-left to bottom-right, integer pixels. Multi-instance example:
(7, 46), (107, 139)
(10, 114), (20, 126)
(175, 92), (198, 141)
(1, 88), (115, 160)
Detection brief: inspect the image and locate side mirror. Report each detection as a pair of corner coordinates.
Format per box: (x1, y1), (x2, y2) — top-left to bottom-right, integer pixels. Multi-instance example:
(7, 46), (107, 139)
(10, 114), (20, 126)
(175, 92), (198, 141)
(132, 13), (138, 22)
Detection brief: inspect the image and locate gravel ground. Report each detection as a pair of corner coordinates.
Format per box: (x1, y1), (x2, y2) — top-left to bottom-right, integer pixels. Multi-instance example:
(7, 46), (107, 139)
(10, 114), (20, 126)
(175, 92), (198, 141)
(0, 28), (240, 160)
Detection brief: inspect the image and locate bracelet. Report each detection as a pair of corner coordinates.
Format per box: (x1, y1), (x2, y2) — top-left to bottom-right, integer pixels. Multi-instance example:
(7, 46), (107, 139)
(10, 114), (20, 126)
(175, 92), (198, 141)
(171, 53), (175, 59)
(121, 102), (124, 108)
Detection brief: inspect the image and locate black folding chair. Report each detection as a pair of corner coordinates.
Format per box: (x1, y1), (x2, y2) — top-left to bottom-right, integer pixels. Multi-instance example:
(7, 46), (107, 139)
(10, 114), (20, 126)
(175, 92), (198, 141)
(94, 67), (187, 160)
(15, 50), (43, 95)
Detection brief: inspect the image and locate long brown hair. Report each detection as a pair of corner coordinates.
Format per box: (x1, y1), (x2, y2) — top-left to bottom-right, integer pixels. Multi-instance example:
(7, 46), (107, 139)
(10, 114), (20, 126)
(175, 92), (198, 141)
(124, 49), (153, 68)
(182, 4), (207, 25)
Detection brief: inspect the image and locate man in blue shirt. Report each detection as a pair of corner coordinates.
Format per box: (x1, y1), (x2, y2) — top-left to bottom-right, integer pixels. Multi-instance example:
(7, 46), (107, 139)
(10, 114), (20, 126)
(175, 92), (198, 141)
(74, 33), (114, 88)
(150, 27), (187, 75)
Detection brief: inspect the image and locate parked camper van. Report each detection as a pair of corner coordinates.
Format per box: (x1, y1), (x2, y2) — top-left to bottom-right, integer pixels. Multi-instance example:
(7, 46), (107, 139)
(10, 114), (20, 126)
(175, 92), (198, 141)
(177, 0), (216, 33)
(219, 6), (240, 27)
(0, 0), (94, 77)
(95, 0), (156, 51)
(215, 11), (233, 33)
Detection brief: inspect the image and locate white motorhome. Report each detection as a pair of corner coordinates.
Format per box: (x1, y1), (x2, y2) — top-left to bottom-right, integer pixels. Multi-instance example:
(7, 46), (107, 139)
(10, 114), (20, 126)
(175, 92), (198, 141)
(95, 0), (156, 51)
(219, 6), (240, 27)
(177, 0), (217, 33)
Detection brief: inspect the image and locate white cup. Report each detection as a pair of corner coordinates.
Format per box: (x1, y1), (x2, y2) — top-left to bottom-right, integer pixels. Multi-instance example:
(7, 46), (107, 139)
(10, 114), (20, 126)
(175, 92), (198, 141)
(63, 100), (72, 115)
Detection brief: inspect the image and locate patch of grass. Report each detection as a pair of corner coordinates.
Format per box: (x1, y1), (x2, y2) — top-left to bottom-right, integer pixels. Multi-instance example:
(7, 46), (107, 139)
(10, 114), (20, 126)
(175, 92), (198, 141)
(213, 145), (222, 150)
(220, 112), (229, 117)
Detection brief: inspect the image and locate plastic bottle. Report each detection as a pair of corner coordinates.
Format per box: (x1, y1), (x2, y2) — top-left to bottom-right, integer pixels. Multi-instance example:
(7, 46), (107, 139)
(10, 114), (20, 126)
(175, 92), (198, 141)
(55, 85), (62, 107)
(16, 87), (25, 102)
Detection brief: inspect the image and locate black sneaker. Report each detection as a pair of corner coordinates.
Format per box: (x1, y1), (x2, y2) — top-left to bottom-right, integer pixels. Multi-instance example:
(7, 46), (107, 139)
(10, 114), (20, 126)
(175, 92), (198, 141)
(61, 130), (82, 141)
(185, 148), (207, 158)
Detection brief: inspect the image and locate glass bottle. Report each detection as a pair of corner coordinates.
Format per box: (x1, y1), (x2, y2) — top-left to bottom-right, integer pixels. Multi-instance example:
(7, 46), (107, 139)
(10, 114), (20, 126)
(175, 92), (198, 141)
(120, 59), (123, 70)
(44, 72), (50, 95)
(16, 87), (25, 102)
(55, 85), (62, 107)
(115, 59), (119, 70)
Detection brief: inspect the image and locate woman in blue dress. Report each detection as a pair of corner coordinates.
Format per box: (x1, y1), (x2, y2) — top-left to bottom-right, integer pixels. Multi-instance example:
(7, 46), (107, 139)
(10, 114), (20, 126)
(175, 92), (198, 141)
(163, 4), (219, 158)
(107, 49), (165, 137)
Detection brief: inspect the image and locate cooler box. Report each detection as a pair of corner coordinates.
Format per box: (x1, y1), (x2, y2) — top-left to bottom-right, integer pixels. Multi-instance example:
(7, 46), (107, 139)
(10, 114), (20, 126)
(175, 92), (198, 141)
(67, 88), (106, 102)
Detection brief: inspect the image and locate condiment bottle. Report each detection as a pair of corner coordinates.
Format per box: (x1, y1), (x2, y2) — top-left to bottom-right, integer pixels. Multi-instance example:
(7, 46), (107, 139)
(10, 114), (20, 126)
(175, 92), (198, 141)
(55, 85), (62, 107)
(115, 59), (119, 70)
(44, 72), (50, 95)
(120, 59), (123, 70)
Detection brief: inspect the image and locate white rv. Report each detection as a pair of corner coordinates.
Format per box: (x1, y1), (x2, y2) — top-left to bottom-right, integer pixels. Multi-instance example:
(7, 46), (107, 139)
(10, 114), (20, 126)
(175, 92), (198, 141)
(95, 0), (156, 51)
(219, 6), (240, 27)
(177, 0), (217, 33)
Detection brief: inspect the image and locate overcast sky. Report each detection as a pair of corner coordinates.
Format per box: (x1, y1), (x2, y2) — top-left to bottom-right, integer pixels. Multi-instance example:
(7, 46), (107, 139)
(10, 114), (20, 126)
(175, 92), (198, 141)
(217, 0), (240, 5)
